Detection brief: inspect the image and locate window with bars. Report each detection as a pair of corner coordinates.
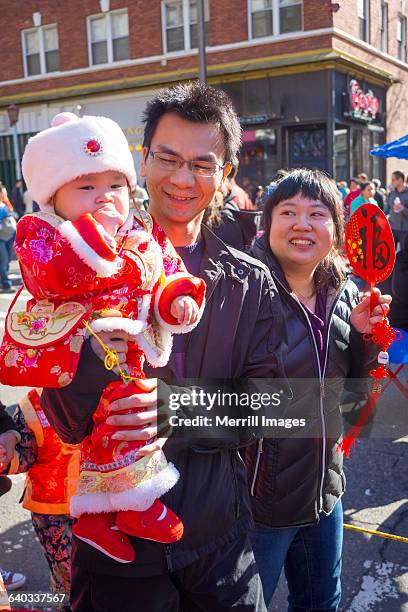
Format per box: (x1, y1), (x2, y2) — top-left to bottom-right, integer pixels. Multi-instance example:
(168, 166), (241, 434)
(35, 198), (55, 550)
(249, 0), (302, 39)
(357, 0), (369, 42)
(397, 15), (407, 61)
(162, 0), (209, 53)
(22, 25), (60, 76)
(88, 9), (129, 65)
(380, 3), (388, 52)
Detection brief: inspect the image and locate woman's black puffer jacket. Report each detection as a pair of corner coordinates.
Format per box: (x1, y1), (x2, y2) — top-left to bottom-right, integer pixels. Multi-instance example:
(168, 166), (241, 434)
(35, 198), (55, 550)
(244, 236), (378, 527)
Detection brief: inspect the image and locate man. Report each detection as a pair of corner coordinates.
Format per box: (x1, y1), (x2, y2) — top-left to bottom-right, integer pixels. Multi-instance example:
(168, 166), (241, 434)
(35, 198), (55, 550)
(386, 171), (408, 251)
(40, 82), (286, 611)
(372, 178), (385, 211)
(10, 179), (25, 219)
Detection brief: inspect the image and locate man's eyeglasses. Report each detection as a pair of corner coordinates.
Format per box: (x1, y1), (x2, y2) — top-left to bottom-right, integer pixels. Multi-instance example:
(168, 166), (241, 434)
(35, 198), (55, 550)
(149, 151), (227, 177)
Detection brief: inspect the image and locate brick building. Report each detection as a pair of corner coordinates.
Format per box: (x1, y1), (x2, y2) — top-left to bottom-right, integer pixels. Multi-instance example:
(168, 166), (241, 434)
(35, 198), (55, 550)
(1, 0), (408, 191)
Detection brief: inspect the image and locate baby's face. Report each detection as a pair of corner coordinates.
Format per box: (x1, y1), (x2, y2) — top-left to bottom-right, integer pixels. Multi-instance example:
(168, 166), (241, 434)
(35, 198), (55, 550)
(54, 170), (130, 236)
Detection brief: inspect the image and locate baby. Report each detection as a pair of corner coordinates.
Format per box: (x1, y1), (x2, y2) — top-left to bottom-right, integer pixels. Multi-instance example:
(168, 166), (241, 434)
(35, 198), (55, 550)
(0, 113), (206, 563)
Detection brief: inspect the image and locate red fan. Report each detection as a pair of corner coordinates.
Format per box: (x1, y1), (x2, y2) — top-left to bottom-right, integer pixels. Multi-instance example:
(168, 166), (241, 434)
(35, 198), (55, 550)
(340, 204), (400, 455)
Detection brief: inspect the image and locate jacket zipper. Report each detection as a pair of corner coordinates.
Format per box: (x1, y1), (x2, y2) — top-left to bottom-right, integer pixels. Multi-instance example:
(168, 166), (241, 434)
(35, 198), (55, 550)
(165, 544), (173, 572)
(230, 451), (240, 518)
(272, 271), (345, 513)
(250, 438), (263, 496)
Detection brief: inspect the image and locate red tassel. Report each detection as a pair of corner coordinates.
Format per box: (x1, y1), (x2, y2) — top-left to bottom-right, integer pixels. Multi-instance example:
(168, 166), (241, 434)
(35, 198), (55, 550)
(337, 391), (382, 457)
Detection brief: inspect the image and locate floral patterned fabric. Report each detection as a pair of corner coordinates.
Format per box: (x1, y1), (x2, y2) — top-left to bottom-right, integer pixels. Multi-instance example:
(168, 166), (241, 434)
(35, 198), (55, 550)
(0, 210), (205, 388)
(31, 512), (73, 598)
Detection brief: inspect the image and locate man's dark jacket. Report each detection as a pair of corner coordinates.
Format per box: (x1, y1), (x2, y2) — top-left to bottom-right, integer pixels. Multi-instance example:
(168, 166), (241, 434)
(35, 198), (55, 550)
(41, 226), (286, 577)
(244, 236), (377, 528)
(207, 197), (262, 253)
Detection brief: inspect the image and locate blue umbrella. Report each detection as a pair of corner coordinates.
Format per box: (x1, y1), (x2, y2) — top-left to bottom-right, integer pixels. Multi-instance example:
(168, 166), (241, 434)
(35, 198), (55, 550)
(370, 134), (408, 159)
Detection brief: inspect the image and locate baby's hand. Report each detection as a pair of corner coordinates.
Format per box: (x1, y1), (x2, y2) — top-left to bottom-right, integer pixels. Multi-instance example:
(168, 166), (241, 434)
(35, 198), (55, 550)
(0, 433), (17, 471)
(170, 296), (199, 327)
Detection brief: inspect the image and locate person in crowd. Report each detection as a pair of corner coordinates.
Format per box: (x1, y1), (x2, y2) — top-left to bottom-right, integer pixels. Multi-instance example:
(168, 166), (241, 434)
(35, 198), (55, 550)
(372, 178), (385, 212)
(0, 187), (16, 293)
(38, 82), (286, 612)
(10, 180), (25, 219)
(386, 170), (408, 251)
(343, 177), (361, 217)
(203, 171), (262, 252)
(337, 181), (349, 200)
(254, 186), (265, 209)
(349, 181), (377, 216)
(245, 168), (391, 610)
(227, 175), (255, 210)
(357, 172), (368, 183)
(0, 404), (26, 595)
(1, 111), (206, 563)
(0, 390), (77, 611)
(23, 188), (33, 214)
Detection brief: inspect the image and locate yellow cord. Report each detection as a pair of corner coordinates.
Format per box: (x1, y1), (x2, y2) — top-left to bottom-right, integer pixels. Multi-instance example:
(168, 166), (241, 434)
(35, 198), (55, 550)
(82, 319), (136, 383)
(344, 523), (408, 544)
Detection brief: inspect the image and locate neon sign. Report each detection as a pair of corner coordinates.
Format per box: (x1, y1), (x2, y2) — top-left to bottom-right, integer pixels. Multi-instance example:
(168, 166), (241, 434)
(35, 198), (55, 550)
(347, 79), (380, 122)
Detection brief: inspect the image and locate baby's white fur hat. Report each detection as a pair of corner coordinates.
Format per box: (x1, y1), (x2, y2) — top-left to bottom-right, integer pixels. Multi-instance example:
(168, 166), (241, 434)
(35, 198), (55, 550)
(22, 112), (137, 208)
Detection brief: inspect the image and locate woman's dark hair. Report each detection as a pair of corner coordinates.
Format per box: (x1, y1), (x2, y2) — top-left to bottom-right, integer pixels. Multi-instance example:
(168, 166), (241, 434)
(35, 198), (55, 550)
(142, 81), (242, 167)
(262, 168), (346, 287)
(360, 181), (374, 192)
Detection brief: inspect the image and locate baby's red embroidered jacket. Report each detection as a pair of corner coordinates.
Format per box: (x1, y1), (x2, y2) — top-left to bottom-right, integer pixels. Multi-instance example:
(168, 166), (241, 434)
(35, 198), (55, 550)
(0, 208), (205, 387)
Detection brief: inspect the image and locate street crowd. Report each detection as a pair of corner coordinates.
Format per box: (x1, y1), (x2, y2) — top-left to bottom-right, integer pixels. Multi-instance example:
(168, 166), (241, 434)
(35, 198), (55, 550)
(0, 81), (407, 612)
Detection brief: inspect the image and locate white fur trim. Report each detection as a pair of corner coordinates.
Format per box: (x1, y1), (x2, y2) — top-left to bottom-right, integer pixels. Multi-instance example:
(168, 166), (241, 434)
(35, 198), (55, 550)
(154, 273), (206, 333)
(136, 326), (173, 368)
(70, 462), (179, 516)
(59, 220), (123, 277)
(145, 239), (164, 290)
(90, 317), (148, 336)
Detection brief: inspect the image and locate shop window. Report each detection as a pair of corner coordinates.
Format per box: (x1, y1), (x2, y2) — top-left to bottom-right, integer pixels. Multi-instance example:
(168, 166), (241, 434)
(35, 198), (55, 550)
(357, 0), (369, 42)
(380, 3), (388, 52)
(217, 82), (244, 116)
(397, 15), (407, 62)
(334, 127), (348, 182)
(249, 0), (302, 38)
(370, 128), (385, 182)
(239, 128), (278, 188)
(291, 128), (326, 163)
(88, 9), (129, 66)
(162, 0), (209, 53)
(245, 79), (271, 116)
(22, 25), (60, 76)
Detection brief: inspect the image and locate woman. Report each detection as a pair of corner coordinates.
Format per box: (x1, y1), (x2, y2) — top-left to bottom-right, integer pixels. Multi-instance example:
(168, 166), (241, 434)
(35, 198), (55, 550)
(245, 169), (391, 610)
(349, 181), (377, 216)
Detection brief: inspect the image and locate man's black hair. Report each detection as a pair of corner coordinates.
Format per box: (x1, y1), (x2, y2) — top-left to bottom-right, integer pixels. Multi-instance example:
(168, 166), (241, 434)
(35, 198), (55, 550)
(392, 170), (405, 182)
(142, 81), (242, 167)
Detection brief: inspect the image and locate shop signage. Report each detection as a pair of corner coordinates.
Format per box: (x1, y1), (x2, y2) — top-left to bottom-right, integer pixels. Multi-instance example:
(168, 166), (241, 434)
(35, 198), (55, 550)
(240, 114), (282, 126)
(345, 80), (380, 122)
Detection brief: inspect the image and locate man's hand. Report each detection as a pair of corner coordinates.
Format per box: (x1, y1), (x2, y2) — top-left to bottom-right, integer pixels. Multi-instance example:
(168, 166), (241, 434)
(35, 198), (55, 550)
(105, 378), (169, 456)
(350, 288), (392, 334)
(90, 330), (130, 374)
(0, 433), (17, 471)
(170, 296), (199, 326)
